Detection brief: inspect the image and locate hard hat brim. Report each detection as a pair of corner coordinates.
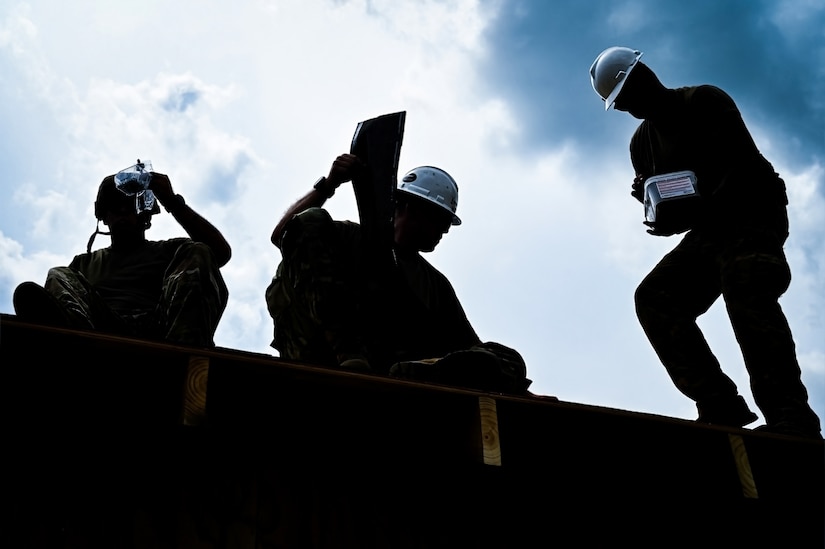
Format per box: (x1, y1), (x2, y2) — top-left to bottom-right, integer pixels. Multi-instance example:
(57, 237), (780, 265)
(592, 48), (643, 111)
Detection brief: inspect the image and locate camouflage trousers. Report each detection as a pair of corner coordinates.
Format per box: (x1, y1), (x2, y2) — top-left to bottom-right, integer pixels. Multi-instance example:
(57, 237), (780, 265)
(265, 208), (366, 367)
(45, 242), (228, 347)
(635, 216), (820, 433)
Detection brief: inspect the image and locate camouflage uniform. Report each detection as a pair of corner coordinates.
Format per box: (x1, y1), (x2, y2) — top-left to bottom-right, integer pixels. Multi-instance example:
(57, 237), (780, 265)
(45, 238), (228, 347)
(266, 209), (366, 366)
(631, 85), (820, 436)
(266, 207), (482, 374)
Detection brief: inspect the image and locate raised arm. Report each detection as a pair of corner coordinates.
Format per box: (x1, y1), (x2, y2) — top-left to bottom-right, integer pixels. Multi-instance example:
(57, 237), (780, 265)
(270, 154), (363, 248)
(149, 173), (232, 267)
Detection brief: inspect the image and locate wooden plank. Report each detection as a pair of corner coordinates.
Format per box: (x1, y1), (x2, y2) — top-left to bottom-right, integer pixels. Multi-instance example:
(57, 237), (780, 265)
(478, 396), (501, 466)
(1, 313), (823, 548)
(182, 355), (209, 426)
(728, 433), (758, 499)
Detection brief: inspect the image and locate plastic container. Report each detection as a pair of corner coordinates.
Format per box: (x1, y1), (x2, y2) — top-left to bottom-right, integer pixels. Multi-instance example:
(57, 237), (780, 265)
(643, 170), (701, 234)
(114, 159), (157, 214)
(114, 160), (153, 195)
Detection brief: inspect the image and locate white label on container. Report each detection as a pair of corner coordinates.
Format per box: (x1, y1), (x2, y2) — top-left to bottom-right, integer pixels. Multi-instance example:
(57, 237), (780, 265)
(655, 175), (696, 199)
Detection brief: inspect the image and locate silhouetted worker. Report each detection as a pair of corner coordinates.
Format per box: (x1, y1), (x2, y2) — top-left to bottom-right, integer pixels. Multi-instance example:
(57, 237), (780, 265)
(590, 47), (821, 438)
(13, 164), (231, 347)
(266, 153), (530, 394)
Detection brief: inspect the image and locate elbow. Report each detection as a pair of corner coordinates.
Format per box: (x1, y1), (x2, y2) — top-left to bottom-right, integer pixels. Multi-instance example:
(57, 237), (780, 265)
(218, 246), (232, 268)
(213, 242), (232, 268)
(270, 227), (284, 249)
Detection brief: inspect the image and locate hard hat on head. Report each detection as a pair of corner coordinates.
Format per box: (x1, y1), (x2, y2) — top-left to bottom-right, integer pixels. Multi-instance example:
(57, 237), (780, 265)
(397, 166), (461, 225)
(590, 46), (643, 110)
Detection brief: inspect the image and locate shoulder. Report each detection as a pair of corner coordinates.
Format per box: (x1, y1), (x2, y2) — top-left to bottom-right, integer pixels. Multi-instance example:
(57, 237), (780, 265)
(408, 252), (451, 283)
(139, 238), (194, 259)
(630, 120), (650, 146)
(157, 237), (193, 245)
(291, 207), (355, 236)
(680, 84), (738, 112)
(69, 248), (106, 269)
(153, 237), (193, 250)
(336, 219), (361, 233)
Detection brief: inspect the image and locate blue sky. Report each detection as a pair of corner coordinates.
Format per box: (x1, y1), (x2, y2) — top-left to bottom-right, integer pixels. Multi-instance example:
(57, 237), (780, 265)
(1, 0), (822, 426)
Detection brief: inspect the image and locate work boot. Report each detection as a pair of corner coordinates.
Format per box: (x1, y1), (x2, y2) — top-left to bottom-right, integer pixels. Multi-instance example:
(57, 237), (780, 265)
(388, 358), (441, 383)
(324, 328), (373, 373)
(390, 350), (518, 394)
(696, 395), (758, 427)
(754, 422), (823, 440)
(12, 282), (70, 328)
(336, 353), (372, 373)
(431, 349), (507, 392)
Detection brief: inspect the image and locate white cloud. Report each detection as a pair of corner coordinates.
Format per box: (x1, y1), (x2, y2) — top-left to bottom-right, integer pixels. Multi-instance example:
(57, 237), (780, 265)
(605, 1), (649, 34)
(771, 0), (825, 35)
(784, 161), (825, 236)
(0, 230), (67, 306)
(799, 349), (825, 375)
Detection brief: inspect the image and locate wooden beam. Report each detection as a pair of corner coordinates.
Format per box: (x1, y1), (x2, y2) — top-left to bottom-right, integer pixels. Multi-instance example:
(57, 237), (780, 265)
(182, 355), (209, 426)
(728, 433), (758, 499)
(479, 396), (501, 466)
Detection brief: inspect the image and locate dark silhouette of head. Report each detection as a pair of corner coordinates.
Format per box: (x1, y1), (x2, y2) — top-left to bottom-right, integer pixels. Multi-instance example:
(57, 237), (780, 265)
(94, 175), (159, 223)
(86, 174), (160, 252)
(613, 61), (667, 119)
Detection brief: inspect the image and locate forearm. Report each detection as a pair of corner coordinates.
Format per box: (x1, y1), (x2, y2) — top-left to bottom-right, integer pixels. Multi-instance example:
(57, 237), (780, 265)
(271, 154), (361, 248)
(270, 177), (337, 248)
(163, 196), (232, 267)
(147, 172), (231, 266)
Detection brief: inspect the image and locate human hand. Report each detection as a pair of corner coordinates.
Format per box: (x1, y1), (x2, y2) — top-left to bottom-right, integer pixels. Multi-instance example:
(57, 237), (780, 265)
(643, 220), (676, 237)
(327, 154), (364, 189)
(147, 172), (175, 202)
(631, 174), (646, 203)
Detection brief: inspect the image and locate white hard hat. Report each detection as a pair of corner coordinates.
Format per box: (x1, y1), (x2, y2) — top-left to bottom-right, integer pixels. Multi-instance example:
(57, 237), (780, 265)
(590, 46), (643, 110)
(397, 166), (461, 225)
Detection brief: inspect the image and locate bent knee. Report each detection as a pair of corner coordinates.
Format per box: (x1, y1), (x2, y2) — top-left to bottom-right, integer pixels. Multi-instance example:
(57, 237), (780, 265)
(634, 279), (659, 311)
(722, 253), (791, 299)
(175, 241), (217, 263)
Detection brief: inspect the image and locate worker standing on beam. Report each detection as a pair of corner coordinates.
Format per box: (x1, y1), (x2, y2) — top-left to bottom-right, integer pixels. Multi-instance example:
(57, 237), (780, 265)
(590, 47), (820, 438)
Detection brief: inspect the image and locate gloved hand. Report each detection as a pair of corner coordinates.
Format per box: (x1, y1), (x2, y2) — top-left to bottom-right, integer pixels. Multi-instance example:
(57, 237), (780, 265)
(631, 174), (646, 203)
(643, 220), (678, 237)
